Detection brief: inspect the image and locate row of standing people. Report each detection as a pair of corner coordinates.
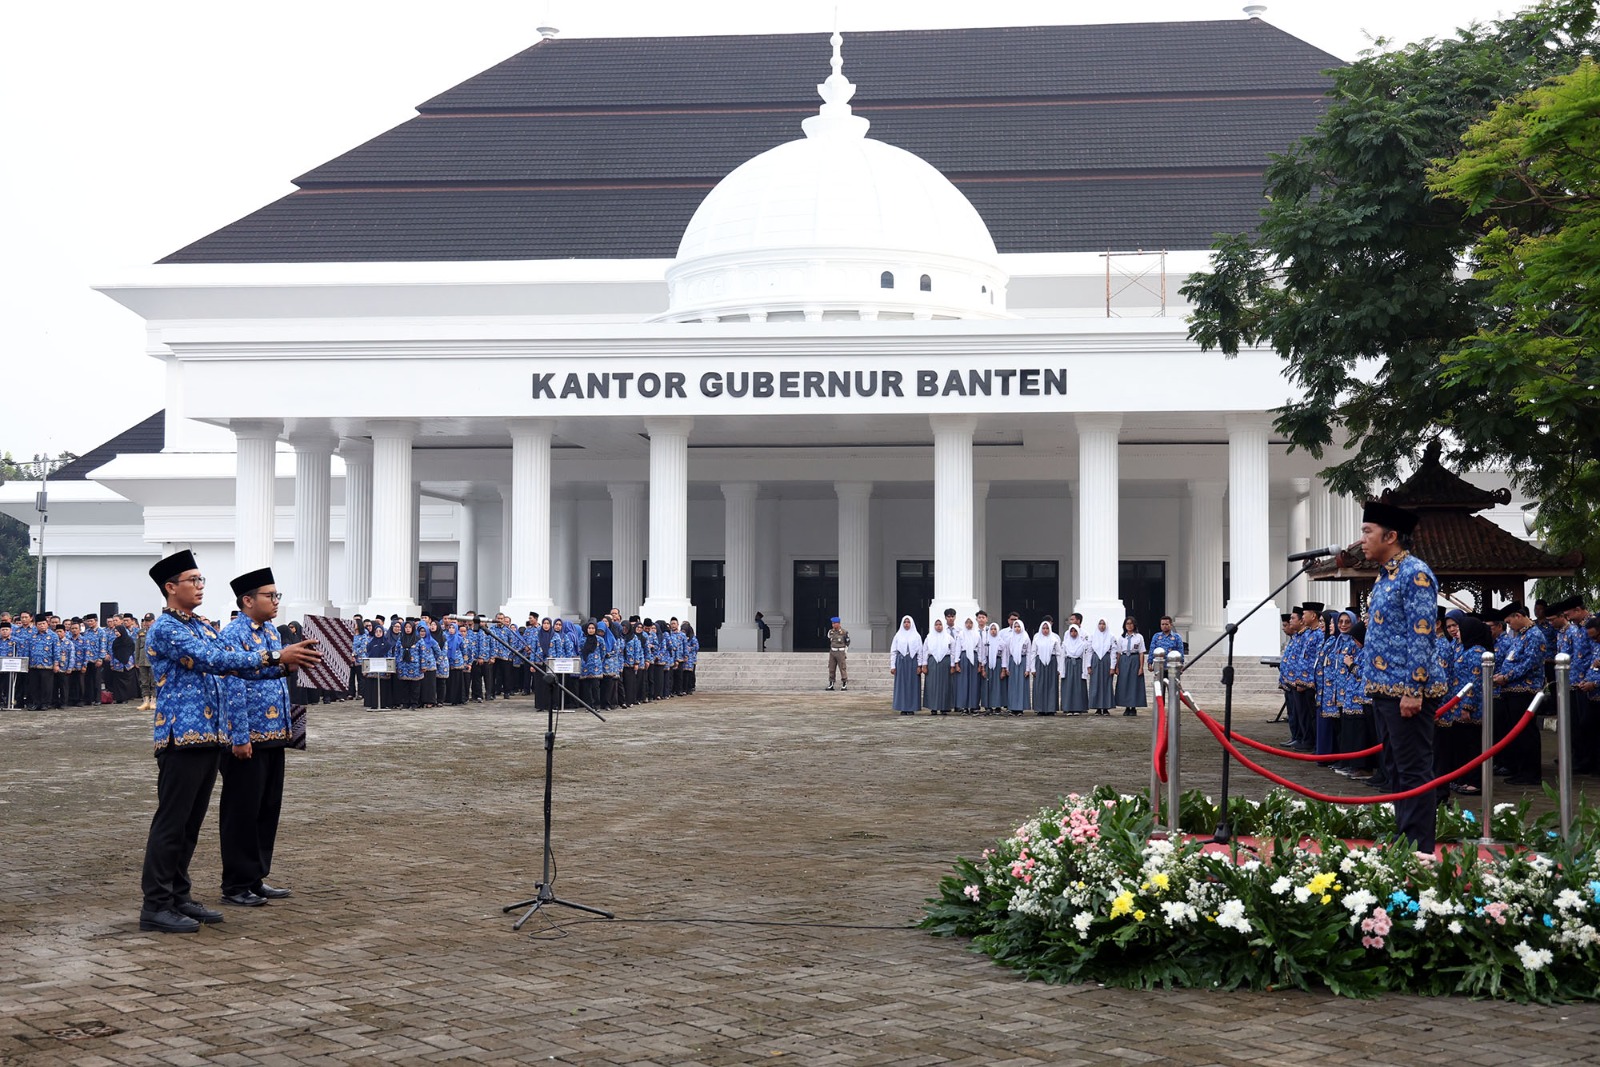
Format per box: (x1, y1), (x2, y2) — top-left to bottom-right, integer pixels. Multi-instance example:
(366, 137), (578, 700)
(0, 611), (157, 710)
(889, 611), (1185, 716)
(351, 613), (701, 712)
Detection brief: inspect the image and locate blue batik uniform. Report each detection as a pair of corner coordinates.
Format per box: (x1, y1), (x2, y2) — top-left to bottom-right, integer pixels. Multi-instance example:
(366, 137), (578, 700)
(1147, 629), (1183, 672)
(218, 615), (291, 746)
(1558, 624), (1590, 685)
(57, 633), (78, 672)
(148, 610), (272, 751)
(579, 638), (605, 678)
(640, 629), (658, 664)
(1362, 553), (1445, 701)
(420, 634), (439, 673)
(624, 633), (646, 669)
(395, 638), (424, 681)
(446, 628), (467, 670)
(1496, 625), (1548, 696)
(603, 639), (623, 677)
(352, 631), (369, 662)
(1440, 639), (1483, 726)
(684, 635), (699, 669)
(12, 627), (32, 662)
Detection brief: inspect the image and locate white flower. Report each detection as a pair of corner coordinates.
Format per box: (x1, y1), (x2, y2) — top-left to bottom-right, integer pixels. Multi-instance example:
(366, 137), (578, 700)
(1160, 900), (1198, 926)
(1342, 889), (1378, 915)
(1513, 941), (1553, 972)
(1494, 803), (1517, 815)
(1073, 911), (1094, 939)
(1555, 889), (1585, 913)
(1293, 886), (1312, 904)
(1238, 860), (1261, 872)
(1270, 876), (1292, 896)
(1217, 899), (1253, 933)
(1339, 857), (1358, 874)
(1448, 920), (1463, 935)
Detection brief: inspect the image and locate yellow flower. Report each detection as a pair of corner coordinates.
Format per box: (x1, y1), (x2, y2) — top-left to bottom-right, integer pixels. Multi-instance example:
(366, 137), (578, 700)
(1320, 895), (1332, 905)
(1134, 909), (1147, 922)
(1151, 873), (1170, 892)
(1110, 891), (1135, 918)
(1306, 872), (1337, 896)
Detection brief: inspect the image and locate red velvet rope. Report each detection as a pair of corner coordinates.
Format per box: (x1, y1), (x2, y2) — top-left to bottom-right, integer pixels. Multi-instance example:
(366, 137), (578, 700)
(1188, 700), (1536, 805)
(1219, 684), (1471, 764)
(1154, 695), (1169, 783)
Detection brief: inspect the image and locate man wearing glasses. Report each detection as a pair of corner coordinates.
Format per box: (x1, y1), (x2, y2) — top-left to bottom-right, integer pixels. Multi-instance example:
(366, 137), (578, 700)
(217, 567), (296, 908)
(138, 551), (321, 934)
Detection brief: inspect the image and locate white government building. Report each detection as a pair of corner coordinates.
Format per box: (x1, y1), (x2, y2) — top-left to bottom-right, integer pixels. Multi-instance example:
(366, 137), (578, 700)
(1, 16), (1533, 658)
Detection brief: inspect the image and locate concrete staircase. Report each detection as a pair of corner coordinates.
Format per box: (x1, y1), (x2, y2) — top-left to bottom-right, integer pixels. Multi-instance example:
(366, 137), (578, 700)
(697, 652), (892, 694)
(696, 651), (1285, 710)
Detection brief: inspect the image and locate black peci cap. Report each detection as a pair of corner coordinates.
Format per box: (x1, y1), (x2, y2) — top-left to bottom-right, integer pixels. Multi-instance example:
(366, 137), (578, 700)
(149, 549), (199, 590)
(230, 567), (275, 598)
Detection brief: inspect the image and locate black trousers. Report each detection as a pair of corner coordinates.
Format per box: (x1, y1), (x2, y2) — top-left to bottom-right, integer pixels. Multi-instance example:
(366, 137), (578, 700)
(84, 663), (102, 703)
(1373, 694), (1440, 853)
(141, 745), (221, 912)
(219, 745), (286, 895)
(622, 667), (641, 706)
(1496, 690), (1540, 781)
(29, 667), (52, 709)
(1290, 687), (1316, 745)
(1434, 720), (1480, 787)
(398, 678), (421, 708)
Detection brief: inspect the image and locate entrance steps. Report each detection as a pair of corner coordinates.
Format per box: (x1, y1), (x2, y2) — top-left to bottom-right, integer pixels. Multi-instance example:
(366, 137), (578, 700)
(697, 652), (1286, 708)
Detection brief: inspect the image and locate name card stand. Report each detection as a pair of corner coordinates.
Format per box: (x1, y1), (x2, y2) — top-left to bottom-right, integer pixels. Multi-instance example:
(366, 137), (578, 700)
(548, 657), (580, 675)
(1, 658), (26, 711)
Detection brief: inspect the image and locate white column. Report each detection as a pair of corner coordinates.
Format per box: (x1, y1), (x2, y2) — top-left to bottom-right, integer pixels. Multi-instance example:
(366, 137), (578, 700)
(1188, 480), (1226, 651)
(1073, 414), (1124, 626)
(501, 419), (556, 622)
(498, 484), (514, 609)
(756, 493), (786, 651)
(232, 419), (281, 574)
(608, 482), (646, 618)
(360, 420), (420, 619)
(928, 414), (980, 629)
(835, 481), (872, 641)
(410, 483), (422, 606)
(719, 482), (759, 650)
(639, 418), (695, 625)
(339, 438), (373, 615)
(1309, 484), (1332, 559)
(972, 479), (990, 612)
(457, 495), (479, 617)
(1225, 413), (1277, 655)
(1331, 493), (1363, 553)
(1173, 484), (1193, 633)
(551, 490), (578, 619)
(283, 429), (335, 621)
(1287, 478), (1311, 610)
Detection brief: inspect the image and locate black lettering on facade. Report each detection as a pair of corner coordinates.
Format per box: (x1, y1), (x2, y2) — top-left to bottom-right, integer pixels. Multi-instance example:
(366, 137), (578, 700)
(967, 370), (991, 396)
(828, 371), (850, 397)
(560, 373), (584, 399)
(803, 371), (825, 398)
(531, 373), (555, 399)
(614, 372), (634, 398)
(1019, 369), (1040, 396)
(779, 371), (800, 398)
(638, 373), (661, 398)
(587, 372), (610, 399)
(943, 370), (967, 396)
(1045, 368), (1067, 395)
(700, 372), (722, 397)
(753, 372), (774, 398)
(854, 370), (878, 396)
(665, 372), (687, 398)
(917, 370), (938, 396)
(994, 369), (1017, 395)
(883, 370), (904, 397)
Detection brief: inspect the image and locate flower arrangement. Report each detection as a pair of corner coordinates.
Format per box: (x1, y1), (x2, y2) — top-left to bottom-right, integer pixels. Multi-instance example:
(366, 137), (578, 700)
(922, 787), (1600, 1002)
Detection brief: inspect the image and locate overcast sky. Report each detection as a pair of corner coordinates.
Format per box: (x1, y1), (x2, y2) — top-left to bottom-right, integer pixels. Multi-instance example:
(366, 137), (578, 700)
(0, 0), (1529, 464)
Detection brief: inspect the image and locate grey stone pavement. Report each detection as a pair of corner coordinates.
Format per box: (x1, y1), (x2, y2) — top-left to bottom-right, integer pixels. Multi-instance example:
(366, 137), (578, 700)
(3, 690), (1599, 1066)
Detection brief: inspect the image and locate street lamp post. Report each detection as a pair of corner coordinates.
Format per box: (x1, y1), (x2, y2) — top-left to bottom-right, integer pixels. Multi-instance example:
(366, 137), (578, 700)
(31, 454), (51, 615)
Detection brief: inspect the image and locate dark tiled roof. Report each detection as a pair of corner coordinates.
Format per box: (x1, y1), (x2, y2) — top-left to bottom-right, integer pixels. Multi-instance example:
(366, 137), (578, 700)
(1380, 441), (1510, 512)
(52, 411), (165, 481)
(162, 20), (1340, 264)
(1314, 515), (1580, 579)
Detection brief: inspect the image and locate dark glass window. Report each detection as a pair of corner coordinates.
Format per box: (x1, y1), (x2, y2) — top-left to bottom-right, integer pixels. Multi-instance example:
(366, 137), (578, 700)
(919, 274), (931, 291)
(880, 271), (894, 289)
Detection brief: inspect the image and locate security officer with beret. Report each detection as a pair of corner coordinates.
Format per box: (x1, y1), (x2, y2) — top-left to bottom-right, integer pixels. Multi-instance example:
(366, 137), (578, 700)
(137, 550), (321, 934)
(218, 566), (296, 908)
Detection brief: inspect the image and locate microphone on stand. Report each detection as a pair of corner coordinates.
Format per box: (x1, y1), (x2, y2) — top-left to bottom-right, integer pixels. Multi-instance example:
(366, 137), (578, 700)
(1286, 543), (1345, 562)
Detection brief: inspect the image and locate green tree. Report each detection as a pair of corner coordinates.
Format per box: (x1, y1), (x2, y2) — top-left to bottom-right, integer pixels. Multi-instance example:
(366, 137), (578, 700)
(1180, 1), (1599, 587)
(1428, 57), (1600, 592)
(0, 452), (77, 614)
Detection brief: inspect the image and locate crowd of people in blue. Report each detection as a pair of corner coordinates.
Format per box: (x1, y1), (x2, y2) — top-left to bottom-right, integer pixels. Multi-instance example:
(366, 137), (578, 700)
(887, 607), (1185, 716)
(350, 608), (700, 713)
(0, 608), (158, 710)
(1277, 591), (1600, 793)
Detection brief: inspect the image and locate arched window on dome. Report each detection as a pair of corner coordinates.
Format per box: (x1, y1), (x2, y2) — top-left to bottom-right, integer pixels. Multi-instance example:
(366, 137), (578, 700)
(919, 274), (931, 292)
(880, 271), (894, 289)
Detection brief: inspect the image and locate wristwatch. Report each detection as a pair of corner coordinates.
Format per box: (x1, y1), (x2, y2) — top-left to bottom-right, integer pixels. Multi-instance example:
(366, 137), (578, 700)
(263, 649), (280, 666)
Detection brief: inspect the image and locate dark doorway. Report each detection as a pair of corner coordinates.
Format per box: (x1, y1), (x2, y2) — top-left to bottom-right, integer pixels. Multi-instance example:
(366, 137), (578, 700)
(589, 560), (612, 621)
(1118, 560), (1167, 634)
(417, 562), (457, 619)
(690, 560), (725, 651)
(895, 560), (934, 632)
(99, 601), (119, 624)
(1001, 560), (1059, 629)
(792, 560), (839, 651)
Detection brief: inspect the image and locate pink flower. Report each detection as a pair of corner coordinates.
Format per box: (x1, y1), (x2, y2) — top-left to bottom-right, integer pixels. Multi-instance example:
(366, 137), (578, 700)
(1361, 935), (1385, 949)
(1484, 902), (1510, 926)
(963, 884), (981, 901)
(1023, 874), (1032, 885)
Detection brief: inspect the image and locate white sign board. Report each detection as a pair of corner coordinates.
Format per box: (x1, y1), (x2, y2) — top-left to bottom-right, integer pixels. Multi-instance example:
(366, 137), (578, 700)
(363, 657), (394, 675)
(0, 657), (25, 673)
(548, 657), (580, 675)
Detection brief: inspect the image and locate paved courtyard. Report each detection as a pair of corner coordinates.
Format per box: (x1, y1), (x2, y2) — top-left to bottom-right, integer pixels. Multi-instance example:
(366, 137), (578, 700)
(2, 692), (1598, 1066)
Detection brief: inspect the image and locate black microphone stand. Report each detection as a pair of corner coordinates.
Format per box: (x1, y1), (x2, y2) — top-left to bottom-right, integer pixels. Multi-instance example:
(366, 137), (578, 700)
(1182, 556), (1328, 847)
(479, 624), (615, 929)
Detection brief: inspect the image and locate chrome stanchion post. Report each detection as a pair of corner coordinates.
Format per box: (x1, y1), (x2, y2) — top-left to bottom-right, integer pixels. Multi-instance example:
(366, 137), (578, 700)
(1556, 653), (1573, 843)
(1480, 650), (1496, 845)
(1150, 654), (1163, 824)
(1166, 649), (1183, 837)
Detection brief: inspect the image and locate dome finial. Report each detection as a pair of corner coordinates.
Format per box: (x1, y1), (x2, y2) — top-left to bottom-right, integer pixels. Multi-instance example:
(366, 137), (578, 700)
(803, 30), (870, 139)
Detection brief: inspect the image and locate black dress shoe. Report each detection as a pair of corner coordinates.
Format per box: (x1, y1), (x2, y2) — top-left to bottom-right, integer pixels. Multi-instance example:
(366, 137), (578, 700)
(175, 900), (225, 924)
(253, 883), (292, 899)
(220, 890), (268, 907)
(139, 908), (200, 933)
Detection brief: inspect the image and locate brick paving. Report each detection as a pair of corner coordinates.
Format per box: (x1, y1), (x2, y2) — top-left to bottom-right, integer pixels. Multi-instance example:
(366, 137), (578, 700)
(2, 692), (1598, 1066)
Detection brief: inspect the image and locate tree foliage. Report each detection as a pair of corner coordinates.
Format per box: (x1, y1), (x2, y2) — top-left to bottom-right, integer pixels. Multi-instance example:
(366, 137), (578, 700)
(1181, 0), (1599, 588)
(0, 452), (77, 614)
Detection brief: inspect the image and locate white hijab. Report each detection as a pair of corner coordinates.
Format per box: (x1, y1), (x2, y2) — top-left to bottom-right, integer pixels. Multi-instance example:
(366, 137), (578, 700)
(1006, 620), (1029, 664)
(1060, 624), (1089, 659)
(985, 623), (1005, 669)
(890, 616), (922, 658)
(923, 619), (954, 661)
(1088, 619), (1115, 658)
(1032, 621), (1061, 663)
(958, 618), (980, 658)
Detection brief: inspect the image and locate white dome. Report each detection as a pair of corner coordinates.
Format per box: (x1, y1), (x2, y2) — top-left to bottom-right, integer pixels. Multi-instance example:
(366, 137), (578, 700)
(658, 34), (1009, 323)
